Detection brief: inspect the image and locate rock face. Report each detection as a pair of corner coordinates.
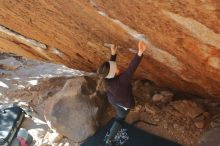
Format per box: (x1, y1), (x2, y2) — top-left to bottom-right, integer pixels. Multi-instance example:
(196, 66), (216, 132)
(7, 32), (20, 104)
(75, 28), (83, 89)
(44, 77), (101, 142)
(0, 0), (220, 100)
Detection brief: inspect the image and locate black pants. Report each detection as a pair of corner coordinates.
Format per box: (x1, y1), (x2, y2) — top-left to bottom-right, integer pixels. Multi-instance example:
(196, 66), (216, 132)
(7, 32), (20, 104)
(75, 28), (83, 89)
(106, 105), (130, 143)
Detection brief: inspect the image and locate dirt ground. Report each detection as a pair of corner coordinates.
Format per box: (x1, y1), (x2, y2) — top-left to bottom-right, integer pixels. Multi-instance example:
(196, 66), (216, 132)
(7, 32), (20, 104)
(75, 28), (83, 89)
(103, 80), (220, 146)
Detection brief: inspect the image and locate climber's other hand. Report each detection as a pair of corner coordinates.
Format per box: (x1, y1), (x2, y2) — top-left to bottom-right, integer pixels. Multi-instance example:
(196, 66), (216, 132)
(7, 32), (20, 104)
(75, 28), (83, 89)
(111, 44), (117, 55)
(138, 40), (147, 56)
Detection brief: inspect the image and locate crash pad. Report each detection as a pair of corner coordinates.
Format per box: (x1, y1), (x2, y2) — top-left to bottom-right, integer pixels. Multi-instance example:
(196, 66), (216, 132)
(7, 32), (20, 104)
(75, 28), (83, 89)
(81, 118), (182, 146)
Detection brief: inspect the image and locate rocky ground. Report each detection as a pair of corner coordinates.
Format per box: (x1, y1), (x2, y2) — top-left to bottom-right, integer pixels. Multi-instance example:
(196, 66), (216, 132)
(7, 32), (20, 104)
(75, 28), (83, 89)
(130, 80), (220, 146)
(104, 80), (220, 146)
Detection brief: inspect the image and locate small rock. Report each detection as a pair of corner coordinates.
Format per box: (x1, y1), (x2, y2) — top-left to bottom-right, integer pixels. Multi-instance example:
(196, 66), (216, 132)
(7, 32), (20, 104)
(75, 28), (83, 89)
(152, 94), (164, 102)
(152, 93), (172, 104)
(0, 57), (22, 71)
(194, 115), (205, 129)
(203, 112), (210, 119)
(160, 91), (174, 99)
(210, 121), (220, 128)
(172, 100), (204, 119)
(210, 115), (220, 128)
(134, 105), (143, 112)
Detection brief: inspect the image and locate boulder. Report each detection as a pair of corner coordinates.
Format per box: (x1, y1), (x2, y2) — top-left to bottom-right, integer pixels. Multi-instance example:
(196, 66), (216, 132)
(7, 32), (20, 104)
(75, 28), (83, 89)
(193, 115), (206, 129)
(152, 92), (173, 104)
(160, 91), (174, 99)
(152, 94), (165, 103)
(44, 77), (105, 142)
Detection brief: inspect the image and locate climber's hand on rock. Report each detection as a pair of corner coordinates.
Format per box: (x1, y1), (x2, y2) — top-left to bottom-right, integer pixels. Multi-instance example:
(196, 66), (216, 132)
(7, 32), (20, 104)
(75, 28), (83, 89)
(138, 40), (147, 56)
(111, 44), (117, 55)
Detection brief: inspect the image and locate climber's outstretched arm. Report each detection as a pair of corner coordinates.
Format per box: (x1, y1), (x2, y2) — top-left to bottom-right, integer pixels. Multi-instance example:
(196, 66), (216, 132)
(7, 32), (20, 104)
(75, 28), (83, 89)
(120, 41), (147, 81)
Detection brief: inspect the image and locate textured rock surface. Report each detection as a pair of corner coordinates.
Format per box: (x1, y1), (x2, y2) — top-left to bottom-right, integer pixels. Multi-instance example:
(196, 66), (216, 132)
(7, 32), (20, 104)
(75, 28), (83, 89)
(44, 78), (101, 142)
(0, 0), (220, 100)
(0, 53), (89, 104)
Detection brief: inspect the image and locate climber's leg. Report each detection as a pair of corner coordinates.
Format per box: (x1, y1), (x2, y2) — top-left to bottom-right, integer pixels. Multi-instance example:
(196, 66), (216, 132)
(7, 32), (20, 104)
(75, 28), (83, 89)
(105, 105), (130, 145)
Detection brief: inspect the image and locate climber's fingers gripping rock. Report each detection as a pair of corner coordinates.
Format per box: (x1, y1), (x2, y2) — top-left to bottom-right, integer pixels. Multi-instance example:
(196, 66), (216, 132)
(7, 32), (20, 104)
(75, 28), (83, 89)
(138, 40), (148, 56)
(111, 44), (118, 55)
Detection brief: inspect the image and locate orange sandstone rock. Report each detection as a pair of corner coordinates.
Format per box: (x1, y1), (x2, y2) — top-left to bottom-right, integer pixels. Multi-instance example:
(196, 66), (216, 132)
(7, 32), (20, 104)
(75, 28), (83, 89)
(0, 0), (220, 100)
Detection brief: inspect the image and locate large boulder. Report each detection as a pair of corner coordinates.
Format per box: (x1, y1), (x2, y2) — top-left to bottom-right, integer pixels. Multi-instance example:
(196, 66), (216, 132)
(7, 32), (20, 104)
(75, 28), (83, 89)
(0, 0), (220, 100)
(44, 77), (104, 142)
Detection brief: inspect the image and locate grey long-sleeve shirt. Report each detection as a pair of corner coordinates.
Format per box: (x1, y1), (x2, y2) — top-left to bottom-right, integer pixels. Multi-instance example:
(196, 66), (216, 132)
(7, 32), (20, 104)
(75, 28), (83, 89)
(104, 53), (143, 108)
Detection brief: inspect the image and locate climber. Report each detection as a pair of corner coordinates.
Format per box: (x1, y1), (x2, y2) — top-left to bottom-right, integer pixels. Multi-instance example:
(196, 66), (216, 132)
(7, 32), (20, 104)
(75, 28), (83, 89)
(97, 40), (147, 146)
